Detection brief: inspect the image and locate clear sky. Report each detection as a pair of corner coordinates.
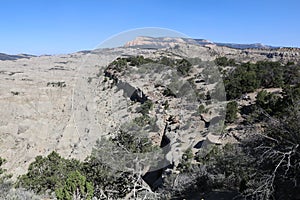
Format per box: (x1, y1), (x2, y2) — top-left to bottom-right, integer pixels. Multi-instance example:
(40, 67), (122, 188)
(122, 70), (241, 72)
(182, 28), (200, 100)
(1, 0), (299, 55)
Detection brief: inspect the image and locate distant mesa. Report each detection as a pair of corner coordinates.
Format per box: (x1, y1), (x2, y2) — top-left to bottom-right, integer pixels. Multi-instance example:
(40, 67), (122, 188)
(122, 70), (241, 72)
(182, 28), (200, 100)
(124, 36), (279, 50)
(124, 36), (199, 49)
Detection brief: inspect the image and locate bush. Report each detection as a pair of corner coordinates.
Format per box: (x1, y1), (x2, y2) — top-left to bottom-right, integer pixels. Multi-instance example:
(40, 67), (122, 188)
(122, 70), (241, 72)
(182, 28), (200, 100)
(55, 171), (94, 200)
(138, 100), (154, 115)
(162, 100), (169, 110)
(224, 63), (260, 99)
(177, 59), (192, 76)
(0, 157), (13, 199)
(177, 148), (194, 172)
(133, 114), (152, 127)
(224, 61), (292, 100)
(17, 151), (82, 195)
(114, 129), (155, 153)
(242, 104), (300, 199)
(256, 90), (281, 115)
(225, 101), (238, 123)
(82, 139), (143, 199)
(158, 56), (175, 67)
(128, 55), (154, 66)
(215, 57), (236, 66)
(108, 57), (128, 72)
(163, 87), (177, 97)
(197, 104), (208, 114)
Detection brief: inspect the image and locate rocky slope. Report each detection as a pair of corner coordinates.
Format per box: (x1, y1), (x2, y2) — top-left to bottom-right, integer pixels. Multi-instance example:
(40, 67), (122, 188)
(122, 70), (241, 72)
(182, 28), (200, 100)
(1, 38), (300, 179)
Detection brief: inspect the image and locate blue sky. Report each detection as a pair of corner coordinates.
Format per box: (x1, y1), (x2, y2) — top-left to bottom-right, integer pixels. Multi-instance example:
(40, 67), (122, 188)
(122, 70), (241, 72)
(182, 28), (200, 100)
(1, 0), (299, 55)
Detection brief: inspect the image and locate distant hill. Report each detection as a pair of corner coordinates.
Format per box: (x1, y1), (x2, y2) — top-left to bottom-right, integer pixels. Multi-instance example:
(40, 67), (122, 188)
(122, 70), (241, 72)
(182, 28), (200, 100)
(0, 53), (35, 61)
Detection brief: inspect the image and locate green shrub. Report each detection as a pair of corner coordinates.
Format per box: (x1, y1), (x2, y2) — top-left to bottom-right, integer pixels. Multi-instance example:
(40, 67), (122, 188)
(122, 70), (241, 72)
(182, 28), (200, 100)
(197, 104), (206, 114)
(128, 55), (154, 66)
(133, 114), (152, 127)
(55, 171), (94, 200)
(224, 61), (291, 100)
(177, 148), (194, 172)
(114, 129), (155, 153)
(108, 57), (128, 72)
(225, 101), (238, 123)
(163, 87), (176, 97)
(215, 57), (236, 66)
(162, 100), (169, 110)
(256, 90), (279, 113)
(159, 56), (175, 67)
(138, 100), (154, 115)
(17, 151), (82, 195)
(177, 59), (192, 76)
(82, 140), (140, 199)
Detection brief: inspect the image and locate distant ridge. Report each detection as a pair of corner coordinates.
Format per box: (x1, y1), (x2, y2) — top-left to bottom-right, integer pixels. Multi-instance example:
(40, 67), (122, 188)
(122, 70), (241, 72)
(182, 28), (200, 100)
(124, 36), (198, 49)
(213, 42), (278, 49)
(124, 36), (280, 50)
(0, 37), (293, 58)
(0, 53), (35, 61)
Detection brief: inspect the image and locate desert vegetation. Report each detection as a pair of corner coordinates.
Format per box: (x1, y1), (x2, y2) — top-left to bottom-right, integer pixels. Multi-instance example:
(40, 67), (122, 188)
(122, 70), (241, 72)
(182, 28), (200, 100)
(1, 52), (299, 200)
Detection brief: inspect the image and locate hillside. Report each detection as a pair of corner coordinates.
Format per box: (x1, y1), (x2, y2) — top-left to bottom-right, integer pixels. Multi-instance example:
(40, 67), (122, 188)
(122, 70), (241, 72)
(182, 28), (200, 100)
(0, 38), (300, 199)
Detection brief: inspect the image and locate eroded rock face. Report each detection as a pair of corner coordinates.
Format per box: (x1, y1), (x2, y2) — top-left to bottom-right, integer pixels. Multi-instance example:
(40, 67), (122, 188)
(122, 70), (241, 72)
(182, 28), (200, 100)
(0, 49), (124, 177)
